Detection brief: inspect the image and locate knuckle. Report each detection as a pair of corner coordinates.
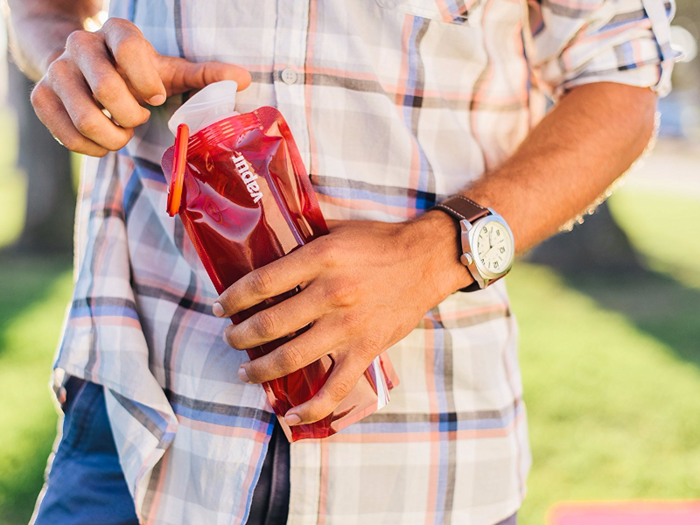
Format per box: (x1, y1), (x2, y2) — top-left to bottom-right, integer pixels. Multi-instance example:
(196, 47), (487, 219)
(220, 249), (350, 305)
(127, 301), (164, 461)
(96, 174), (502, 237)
(341, 309), (363, 327)
(184, 62), (207, 89)
(59, 134), (106, 157)
(92, 78), (123, 105)
(80, 144), (109, 157)
(301, 404), (328, 424)
(244, 363), (262, 383)
(249, 268), (273, 296)
(73, 113), (103, 138)
(223, 326), (239, 349)
(314, 238), (340, 265)
(204, 62), (226, 83)
(30, 82), (49, 109)
(218, 290), (236, 312)
(112, 35), (145, 62)
(101, 17), (130, 33)
(100, 17), (118, 31)
(58, 133), (82, 151)
(280, 344), (304, 371)
(117, 111), (148, 129)
(45, 59), (70, 84)
(328, 281), (357, 308)
(74, 116), (130, 151)
(357, 334), (383, 360)
(332, 375), (357, 400)
(65, 30), (94, 52)
(109, 135), (132, 151)
(253, 309), (278, 338)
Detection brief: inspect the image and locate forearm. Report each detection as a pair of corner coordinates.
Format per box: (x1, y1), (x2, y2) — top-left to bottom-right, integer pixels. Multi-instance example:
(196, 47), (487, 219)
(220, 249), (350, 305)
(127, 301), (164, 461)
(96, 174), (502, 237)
(461, 82), (656, 254)
(416, 82), (657, 295)
(7, 0), (101, 80)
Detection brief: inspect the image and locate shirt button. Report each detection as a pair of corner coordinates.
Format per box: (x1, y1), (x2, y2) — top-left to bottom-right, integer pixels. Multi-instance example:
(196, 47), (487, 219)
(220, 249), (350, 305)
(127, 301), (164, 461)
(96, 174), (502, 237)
(281, 68), (298, 85)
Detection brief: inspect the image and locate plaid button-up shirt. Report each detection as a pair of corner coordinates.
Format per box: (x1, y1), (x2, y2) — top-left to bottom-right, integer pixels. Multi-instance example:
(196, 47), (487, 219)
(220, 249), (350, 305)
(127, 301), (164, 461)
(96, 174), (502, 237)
(52, 1), (676, 523)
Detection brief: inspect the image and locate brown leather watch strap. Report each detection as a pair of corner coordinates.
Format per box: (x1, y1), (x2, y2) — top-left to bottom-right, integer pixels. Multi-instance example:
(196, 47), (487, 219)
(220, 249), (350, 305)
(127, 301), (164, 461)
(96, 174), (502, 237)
(431, 194), (490, 224)
(431, 195), (491, 293)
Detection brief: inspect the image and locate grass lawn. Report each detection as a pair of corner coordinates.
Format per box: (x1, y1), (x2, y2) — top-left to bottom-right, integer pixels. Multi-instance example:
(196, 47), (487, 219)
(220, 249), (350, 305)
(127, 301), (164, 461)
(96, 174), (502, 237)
(0, 258), (72, 524)
(0, 140), (698, 525)
(514, 189), (700, 524)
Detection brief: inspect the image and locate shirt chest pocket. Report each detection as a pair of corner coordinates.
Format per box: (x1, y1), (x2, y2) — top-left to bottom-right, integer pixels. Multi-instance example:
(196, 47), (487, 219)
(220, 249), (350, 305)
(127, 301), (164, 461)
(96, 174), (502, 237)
(375, 0), (483, 25)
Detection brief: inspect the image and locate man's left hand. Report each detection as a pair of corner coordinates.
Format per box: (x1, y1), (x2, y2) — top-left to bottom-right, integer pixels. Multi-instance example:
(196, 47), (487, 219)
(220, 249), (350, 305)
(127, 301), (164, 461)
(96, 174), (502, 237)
(214, 212), (470, 426)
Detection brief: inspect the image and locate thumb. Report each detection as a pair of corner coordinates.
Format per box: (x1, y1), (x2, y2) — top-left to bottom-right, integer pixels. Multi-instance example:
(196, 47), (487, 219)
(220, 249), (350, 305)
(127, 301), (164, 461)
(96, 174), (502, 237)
(156, 56), (252, 97)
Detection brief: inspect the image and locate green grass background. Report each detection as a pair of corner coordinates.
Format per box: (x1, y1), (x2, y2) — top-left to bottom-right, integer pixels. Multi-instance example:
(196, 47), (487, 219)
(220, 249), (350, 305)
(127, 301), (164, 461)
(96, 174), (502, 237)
(514, 190), (700, 523)
(0, 106), (698, 524)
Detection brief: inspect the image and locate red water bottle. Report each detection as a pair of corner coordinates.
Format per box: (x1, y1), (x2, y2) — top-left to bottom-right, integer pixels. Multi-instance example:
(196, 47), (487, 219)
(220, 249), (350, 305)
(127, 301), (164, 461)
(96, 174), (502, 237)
(162, 82), (397, 441)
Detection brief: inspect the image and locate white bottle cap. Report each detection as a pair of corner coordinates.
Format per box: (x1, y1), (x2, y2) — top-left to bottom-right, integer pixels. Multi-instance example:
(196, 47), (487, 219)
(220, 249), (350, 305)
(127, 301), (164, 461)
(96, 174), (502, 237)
(168, 80), (239, 136)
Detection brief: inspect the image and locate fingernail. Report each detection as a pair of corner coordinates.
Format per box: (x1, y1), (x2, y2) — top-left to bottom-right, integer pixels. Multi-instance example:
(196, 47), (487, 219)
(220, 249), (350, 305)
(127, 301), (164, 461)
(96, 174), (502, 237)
(212, 302), (225, 317)
(238, 366), (250, 383)
(148, 94), (166, 106)
(285, 413), (301, 426)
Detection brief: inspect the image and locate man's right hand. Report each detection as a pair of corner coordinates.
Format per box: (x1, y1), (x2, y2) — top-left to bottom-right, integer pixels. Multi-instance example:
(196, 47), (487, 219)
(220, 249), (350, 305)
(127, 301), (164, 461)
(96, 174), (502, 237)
(31, 18), (252, 157)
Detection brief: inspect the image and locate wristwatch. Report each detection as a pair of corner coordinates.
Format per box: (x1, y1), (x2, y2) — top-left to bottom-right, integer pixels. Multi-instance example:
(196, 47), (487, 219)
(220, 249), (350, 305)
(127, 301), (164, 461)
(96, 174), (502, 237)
(431, 195), (515, 292)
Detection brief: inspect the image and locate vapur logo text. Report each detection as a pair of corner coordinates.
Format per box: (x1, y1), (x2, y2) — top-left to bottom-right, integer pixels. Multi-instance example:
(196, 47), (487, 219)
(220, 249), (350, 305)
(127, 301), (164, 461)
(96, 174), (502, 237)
(232, 154), (263, 204)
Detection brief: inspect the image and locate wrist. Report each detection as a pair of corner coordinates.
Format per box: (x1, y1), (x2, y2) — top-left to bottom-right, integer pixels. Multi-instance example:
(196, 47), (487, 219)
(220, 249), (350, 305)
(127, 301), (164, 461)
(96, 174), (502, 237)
(8, 13), (85, 80)
(404, 210), (475, 301)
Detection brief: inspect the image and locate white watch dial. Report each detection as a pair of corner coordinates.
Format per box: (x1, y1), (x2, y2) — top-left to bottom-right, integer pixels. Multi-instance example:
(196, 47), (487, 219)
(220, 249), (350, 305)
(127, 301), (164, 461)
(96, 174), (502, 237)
(476, 220), (513, 274)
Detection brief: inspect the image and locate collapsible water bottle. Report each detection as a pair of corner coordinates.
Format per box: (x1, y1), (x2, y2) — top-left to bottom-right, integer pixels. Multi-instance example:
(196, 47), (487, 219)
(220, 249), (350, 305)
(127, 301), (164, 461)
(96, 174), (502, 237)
(161, 82), (397, 441)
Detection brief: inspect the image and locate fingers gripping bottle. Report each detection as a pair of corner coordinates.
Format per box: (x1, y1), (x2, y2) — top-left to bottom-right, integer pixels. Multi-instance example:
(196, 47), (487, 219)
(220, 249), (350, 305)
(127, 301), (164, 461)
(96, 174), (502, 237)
(161, 81), (397, 442)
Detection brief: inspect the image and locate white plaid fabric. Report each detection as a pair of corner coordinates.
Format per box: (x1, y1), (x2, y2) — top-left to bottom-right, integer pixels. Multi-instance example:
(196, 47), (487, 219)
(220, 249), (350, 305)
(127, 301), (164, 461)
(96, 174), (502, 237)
(49, 1), (676, 524)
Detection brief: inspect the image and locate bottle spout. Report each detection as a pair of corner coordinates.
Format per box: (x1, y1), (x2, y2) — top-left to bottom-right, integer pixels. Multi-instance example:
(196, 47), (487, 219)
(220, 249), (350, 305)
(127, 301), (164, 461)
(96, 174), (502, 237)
(168, 80), (239, 136)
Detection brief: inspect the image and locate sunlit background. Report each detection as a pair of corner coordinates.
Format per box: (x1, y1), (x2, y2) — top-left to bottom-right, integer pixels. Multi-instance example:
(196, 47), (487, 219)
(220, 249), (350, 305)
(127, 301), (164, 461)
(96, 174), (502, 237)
(0, 4), (699, 525)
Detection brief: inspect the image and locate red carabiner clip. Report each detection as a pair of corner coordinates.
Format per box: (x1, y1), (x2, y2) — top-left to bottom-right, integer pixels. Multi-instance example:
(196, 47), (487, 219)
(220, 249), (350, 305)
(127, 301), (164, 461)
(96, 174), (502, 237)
(167, 123), (190, 217)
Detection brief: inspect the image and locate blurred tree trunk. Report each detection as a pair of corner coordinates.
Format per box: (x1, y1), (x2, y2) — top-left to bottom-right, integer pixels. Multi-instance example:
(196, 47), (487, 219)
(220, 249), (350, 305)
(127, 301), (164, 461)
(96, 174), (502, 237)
(7, 57), (75, 256)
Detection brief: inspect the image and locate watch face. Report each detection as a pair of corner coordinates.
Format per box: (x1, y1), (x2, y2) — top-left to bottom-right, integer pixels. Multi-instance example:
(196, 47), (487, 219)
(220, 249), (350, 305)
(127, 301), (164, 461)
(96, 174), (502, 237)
(475, 219), (514, 275)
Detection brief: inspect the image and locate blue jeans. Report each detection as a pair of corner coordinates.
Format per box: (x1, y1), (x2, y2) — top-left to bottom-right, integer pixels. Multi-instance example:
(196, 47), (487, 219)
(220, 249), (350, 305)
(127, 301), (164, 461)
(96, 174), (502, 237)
(33, 379), (140, 525)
